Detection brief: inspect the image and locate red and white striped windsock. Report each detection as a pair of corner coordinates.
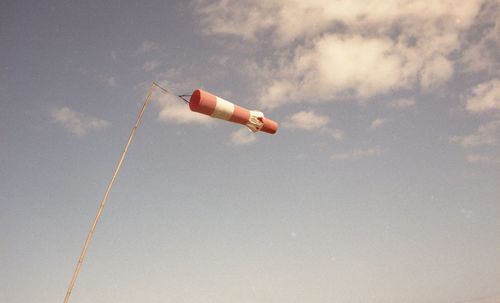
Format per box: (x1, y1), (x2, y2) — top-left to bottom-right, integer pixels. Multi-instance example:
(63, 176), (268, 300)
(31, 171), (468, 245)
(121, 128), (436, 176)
(189, 89), (278, 134)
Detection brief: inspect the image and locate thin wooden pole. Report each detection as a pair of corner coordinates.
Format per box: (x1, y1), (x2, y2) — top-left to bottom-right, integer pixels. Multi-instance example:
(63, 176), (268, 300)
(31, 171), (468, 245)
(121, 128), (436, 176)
(63, 83), (155, 303)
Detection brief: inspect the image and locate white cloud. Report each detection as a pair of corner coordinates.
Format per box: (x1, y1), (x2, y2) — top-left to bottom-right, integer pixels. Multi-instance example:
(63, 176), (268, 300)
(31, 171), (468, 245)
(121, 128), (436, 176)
(147, 73), (214, 126)
(51, 106), (110, 136)
(387, 98), (415, 109)
(193, 0), (277, 40)
(465, 79), (500, 113)
(450, 120), (500, 147)
(257, 35), (411, 108)
(195, 1), (480, 44)
(370, 117), (390, 129)
(194, 0), (483, 108)
(284, 110), (343, 139)
(330, 146), (382, 161)
(460, 1), (500, 75)
(284, 110), (329, 130)
(419, 55), (454, 89)
(156, 92), (213, 125)
(230, 128), (257, 145)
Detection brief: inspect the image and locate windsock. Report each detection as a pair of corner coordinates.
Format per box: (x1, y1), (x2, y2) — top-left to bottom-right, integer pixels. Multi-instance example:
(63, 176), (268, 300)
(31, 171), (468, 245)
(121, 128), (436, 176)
(189, 89), (278, 134)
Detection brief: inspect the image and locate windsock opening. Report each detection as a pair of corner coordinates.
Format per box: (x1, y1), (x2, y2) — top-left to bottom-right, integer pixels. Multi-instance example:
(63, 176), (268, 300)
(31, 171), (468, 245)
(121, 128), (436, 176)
(189, 89), (216, 116)
(189, 89), (278, 134)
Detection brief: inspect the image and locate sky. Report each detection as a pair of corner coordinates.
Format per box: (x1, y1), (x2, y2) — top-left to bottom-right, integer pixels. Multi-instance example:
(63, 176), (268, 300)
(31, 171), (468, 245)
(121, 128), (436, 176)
(1, 0), (500, 302)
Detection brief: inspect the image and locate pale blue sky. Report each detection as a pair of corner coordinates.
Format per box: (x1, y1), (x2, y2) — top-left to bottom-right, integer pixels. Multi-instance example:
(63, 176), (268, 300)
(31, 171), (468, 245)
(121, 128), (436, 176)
(1, 1), (499, 303)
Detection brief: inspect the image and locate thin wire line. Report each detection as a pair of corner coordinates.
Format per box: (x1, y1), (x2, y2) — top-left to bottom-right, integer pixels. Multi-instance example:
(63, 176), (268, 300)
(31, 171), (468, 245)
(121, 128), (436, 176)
(63, 83), (155, 303)
(178, 95), (191, 103)
(153, 81), (191, 103)
(152, 81), (171, 94)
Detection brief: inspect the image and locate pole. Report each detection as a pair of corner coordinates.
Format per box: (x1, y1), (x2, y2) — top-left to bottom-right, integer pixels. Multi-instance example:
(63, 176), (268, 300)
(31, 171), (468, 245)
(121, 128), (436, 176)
(63, 83), (156, 303)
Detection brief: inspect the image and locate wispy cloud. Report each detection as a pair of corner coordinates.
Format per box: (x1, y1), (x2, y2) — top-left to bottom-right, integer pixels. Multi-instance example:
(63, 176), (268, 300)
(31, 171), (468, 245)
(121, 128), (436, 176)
(142, 60), (162, 72)
(96, 75), (116, 87)
(370, 117), (390, 129)
(230, 128), (257, 146)
(51, 106), (110, 136)
(321, 128), (344, 140)
(466, 154), (491, 163)
(284, 110), (343, 139)
(149, 73), (212, 125)
(110, 50), (117, 62)
(387, 98), (415, 109)
(330, 146), (382, 161)
(465, 78), (500, 113)
(284, 110), (329, 130)
(194, 0), (484, 108)
(450, 120), (500, 147)
(460, 0), (500, 75)
(139, 40), (161, 53)
(460, 207), (474, 219)
(466, 153), (500, 164)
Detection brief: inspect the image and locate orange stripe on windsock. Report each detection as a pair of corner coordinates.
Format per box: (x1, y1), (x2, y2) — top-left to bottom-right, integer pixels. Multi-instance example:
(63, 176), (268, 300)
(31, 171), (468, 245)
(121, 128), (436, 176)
(229, 105), (250, 125)
(261, 117), (278, 134)
(189, 89), (278, 134)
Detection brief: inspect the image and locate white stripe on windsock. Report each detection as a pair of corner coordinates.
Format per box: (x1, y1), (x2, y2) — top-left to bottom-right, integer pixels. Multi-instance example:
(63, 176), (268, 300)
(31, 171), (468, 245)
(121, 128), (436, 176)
(211, 97), (235, 120)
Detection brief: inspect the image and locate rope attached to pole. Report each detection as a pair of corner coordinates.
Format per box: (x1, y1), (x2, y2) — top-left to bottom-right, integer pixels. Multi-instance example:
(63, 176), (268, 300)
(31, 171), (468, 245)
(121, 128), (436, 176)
(63, 82), (186, 303)
(153, 81), (191, 103)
